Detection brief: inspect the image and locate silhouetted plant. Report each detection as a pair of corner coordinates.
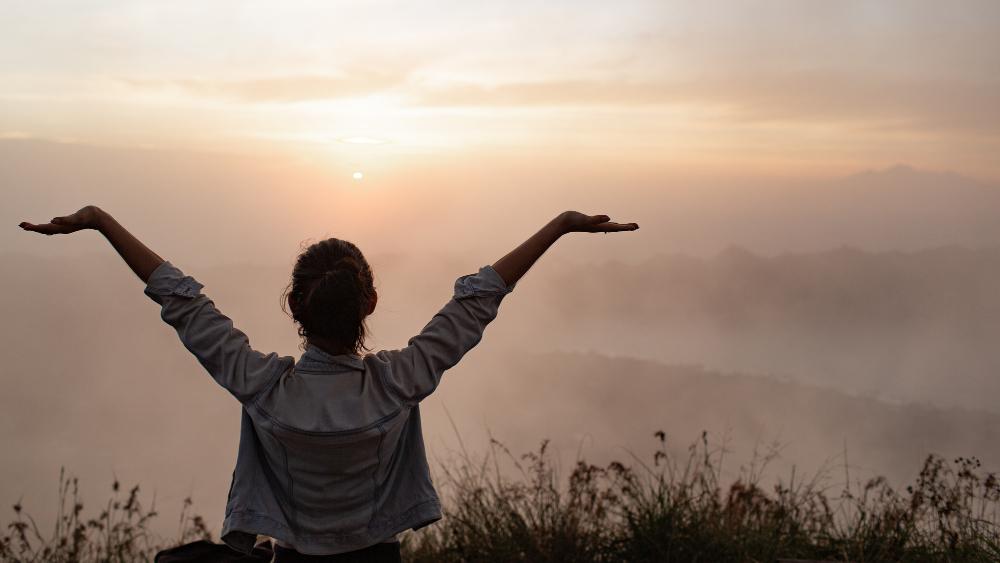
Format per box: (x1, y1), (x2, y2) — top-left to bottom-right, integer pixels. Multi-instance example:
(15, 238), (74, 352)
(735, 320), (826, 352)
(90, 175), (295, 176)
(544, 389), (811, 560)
(5, 437), (999, 563)
(0, 469), (210, 563)
(403, 432), (1000, 563)
(404, 439), (622, 563)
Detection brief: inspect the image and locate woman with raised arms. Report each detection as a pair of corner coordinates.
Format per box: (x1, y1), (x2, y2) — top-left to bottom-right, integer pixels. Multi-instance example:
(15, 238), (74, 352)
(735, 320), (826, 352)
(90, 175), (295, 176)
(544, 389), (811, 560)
(19, 207), (637, 563)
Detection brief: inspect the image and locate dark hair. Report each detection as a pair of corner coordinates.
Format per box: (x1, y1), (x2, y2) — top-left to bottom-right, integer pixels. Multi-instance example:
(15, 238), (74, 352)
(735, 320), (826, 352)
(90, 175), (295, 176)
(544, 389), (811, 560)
(282, 238), (375, 354)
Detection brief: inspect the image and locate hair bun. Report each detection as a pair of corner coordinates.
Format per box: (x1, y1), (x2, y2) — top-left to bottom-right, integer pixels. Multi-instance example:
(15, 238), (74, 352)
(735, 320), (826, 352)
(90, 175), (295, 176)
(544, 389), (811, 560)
(282, 238), (375, 354)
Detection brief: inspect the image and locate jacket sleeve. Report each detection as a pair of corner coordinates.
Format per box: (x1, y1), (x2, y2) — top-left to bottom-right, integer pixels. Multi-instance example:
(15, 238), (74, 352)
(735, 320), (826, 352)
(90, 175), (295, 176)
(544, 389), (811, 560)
(375, 265), (513, 405)
(144, 261), (292, 403)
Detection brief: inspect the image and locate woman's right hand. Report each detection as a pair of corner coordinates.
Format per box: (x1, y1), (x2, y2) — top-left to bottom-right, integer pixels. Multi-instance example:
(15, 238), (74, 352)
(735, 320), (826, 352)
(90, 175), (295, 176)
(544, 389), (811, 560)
(492, 211), (638, 286)
(19, 205), (105, 235)
(558, 211), (639, 234)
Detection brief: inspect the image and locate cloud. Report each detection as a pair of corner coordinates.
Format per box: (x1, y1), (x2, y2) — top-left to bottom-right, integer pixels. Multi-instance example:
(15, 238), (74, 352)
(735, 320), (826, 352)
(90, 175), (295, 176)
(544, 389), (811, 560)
(414, 72), (1000, 137)
(120, 70), (408, 103)
(118, 68), (999, 138)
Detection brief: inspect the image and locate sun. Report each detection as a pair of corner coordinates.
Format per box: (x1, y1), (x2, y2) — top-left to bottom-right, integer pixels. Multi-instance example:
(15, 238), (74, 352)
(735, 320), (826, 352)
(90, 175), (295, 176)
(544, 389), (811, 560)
(353, 172), (363, 179)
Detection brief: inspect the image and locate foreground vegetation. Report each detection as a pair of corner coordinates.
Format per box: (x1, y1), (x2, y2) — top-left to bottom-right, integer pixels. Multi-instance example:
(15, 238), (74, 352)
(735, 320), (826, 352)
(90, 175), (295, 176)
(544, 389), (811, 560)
(0, 469), (210, 563)
(402, 433), (1000, 563)
(4, 433), (1000, 562)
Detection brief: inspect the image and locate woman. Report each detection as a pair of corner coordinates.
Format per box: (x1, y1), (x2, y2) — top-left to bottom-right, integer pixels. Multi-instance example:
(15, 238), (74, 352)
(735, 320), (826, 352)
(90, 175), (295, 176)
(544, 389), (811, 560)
(19, 207), (638, 562)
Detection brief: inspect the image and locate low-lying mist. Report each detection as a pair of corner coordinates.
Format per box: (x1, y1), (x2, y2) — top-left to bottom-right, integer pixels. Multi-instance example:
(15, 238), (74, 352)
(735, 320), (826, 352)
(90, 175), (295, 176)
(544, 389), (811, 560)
(3, 246), (999, 537)
(5, 138), (1000, 539)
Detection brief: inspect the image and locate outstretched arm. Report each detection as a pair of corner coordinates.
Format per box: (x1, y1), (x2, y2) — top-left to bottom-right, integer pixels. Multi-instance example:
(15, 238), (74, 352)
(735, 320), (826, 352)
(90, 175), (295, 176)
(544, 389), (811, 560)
(491, 211), (638, 287)
(20, 206), (164, 283)
(21, 205), (289, 402)
(377, 210), (638, 403)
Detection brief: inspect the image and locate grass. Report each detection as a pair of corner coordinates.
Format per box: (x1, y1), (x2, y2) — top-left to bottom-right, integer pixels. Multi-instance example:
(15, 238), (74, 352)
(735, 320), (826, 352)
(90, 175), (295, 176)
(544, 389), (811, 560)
(0, 469), (210, 563)
(401, 432), (1000, 562)
(4, 433), (999, 562)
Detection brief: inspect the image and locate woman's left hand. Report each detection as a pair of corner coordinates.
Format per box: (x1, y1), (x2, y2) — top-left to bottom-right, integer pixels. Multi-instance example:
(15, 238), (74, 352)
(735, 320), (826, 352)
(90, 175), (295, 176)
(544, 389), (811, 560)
(19, 206), (104, 235)
(558, 211), (639, 234)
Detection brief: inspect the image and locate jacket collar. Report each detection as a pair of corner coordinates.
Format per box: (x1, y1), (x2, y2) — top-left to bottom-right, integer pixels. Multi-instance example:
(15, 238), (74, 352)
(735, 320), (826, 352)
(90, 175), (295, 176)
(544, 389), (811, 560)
(295, 344), (365, 372)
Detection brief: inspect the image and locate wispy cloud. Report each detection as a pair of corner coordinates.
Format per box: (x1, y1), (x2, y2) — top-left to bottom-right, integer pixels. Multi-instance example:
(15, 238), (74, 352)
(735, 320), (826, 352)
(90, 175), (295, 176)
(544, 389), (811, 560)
(113, 67), (1000, 139)
(414, 72), (1000, 137)
(119, 70), (409, 103)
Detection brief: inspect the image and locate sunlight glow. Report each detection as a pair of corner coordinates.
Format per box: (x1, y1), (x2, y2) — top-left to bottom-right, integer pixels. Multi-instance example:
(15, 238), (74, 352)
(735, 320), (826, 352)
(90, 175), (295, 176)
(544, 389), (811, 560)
(0, 1), (995, 177)
(353, 172), (363, 178)
(340, 137), (390, 145)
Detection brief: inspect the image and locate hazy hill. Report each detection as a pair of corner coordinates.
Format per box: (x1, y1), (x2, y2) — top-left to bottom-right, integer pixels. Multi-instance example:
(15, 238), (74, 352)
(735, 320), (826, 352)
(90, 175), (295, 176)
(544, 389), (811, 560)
(490, 246), (1000, 410)
(431, 352), (1000, 491)
(539, 245), (1000, 328)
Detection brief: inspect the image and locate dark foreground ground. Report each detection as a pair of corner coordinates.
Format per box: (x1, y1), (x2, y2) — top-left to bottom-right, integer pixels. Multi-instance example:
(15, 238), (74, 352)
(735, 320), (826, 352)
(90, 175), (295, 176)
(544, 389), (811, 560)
(4, 436), (1000, 563)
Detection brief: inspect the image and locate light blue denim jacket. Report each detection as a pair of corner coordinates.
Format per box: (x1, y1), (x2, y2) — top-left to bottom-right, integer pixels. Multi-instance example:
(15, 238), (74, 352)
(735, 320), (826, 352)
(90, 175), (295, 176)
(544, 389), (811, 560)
(143, 261), (513, 555)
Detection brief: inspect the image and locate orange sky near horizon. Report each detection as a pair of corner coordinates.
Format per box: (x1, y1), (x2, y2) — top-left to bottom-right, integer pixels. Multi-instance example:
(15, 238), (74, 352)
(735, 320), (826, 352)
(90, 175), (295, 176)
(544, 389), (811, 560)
(2, 1), (999, 181)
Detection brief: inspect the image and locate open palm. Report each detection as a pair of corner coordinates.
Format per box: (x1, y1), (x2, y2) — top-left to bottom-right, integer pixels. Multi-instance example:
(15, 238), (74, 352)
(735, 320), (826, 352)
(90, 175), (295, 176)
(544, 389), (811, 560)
(560, 211), (639, 233)
(19, 206), (102, 236)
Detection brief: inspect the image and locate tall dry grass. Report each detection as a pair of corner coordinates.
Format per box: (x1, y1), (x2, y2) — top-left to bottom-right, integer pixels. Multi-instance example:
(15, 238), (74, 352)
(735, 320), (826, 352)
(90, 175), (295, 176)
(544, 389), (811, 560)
(403, 432), (1000, 562)
(4, 433), (999, 562)
(0, 469), (210, 563)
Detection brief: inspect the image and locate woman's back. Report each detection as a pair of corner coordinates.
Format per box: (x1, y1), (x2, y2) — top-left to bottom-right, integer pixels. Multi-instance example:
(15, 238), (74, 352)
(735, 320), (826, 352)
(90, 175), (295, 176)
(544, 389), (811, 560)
(246, 348), (428, 549)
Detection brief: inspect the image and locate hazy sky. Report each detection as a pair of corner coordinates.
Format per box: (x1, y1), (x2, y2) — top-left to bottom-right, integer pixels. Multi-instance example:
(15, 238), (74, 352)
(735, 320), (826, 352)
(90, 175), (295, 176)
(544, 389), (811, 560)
(2, 0), (999, 179)
(4, 3), (1000, 536)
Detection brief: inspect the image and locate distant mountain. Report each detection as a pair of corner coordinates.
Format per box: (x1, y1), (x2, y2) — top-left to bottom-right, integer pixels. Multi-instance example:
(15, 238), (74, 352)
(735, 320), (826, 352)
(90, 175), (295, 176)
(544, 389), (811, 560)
(536, 245), (1000, 329)
(4, 139), (1000, 263)
(579, 163), (1000, 259)
(489, 245), (1000, 410)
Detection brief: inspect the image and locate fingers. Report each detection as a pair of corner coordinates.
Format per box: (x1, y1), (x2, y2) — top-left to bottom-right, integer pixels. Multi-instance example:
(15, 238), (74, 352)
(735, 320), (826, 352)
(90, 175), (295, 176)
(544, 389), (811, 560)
(19, 222), (49, 234)
(18, 221), (74, 235)
(561, 212), (638, 233)
(19, 208), (95, 235)
(592, 221), (639, 232)
(52, 213), (81, 226)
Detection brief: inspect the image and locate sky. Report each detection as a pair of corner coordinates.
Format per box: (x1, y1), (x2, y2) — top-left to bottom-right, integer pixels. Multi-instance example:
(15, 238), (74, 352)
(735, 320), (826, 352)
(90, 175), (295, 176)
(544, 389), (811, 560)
(4, 0), (1000, 538)
(2, 0), (999, 180)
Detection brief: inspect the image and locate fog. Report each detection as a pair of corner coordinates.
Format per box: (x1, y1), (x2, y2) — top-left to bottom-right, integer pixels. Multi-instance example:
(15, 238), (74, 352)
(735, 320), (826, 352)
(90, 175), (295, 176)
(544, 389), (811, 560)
(3, 139), (1000, 537)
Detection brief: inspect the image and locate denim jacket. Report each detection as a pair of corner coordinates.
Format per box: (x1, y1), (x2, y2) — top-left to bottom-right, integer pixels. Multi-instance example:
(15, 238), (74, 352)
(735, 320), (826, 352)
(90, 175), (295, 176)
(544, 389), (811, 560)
(144, 261), (513, 555)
